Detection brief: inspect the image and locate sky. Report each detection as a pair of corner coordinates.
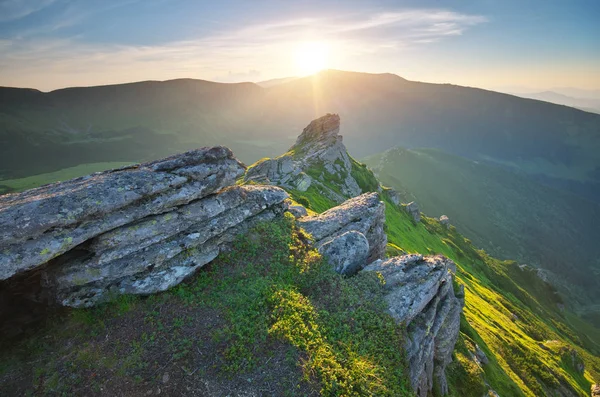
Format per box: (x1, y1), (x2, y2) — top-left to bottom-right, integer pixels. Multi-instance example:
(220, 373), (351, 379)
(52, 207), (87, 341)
(0, 0), (599, 92)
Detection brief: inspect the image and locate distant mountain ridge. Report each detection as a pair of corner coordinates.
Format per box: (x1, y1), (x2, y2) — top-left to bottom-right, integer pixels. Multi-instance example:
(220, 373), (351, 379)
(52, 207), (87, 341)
(1, 69), (599, 202)
(510, 90), (600, 114)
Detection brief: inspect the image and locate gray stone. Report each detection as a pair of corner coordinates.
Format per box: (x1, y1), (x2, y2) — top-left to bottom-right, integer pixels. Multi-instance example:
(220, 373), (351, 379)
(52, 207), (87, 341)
(287, 204), (308, 218)
(405, 201), (421, 223)
(387, 189), (401, 206)
(319, 231), (369, 275)
(363, 255), (464, 397)
(0, 148), (289, 307)
(244, 114), (365, 202)
(0, 147), (244, 280)
(439, 215), (450, 228)
(474, 344), (489, 366)
(298, 192), (387, 265)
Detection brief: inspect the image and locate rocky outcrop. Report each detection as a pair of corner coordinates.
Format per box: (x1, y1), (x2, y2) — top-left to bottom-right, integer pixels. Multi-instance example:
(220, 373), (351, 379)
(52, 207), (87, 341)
(592, 383), (600, 397)
(244, 114), (363, 203)
(363, 254), (464, 397)
(297, 192), (387, 273)
(0, 147), (289, 307)
(404, 201), (421, 223)
(439, 215), (450, 228)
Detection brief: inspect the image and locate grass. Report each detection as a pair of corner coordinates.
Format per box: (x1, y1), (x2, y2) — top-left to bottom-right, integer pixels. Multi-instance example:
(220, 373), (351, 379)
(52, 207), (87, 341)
(0, 214), (411, 396)
(0, 161), (134, 194)
(291, 154), (600, 397)
(362, 147), (600, 311)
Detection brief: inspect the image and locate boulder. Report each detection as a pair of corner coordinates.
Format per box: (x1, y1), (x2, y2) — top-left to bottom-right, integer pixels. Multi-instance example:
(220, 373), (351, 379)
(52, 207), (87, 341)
(0, 148), (289, 307)
(297, 192), (387, 267)
(363, 255), (464, 397)
(245, 114), (363, 202)
(439, 215), (450, 228)
(287, 204), (308, 218)
(474, 344), (489, 366)
(319, 231), (369, 275)
(405, 201), (421, 223)
(592, 384), (600, 397)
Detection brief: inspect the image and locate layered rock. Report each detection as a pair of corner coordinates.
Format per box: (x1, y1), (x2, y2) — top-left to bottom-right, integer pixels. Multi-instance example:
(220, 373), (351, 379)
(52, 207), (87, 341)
(245, 114), (363, 203)
(0, 148), (288, 307)
(363, 254), (464, 397)
(297, 192), (387, 273)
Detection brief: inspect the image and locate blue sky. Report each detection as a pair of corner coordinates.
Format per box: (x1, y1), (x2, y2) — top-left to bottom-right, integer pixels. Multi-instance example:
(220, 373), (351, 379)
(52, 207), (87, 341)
(0, 0), (598, 91)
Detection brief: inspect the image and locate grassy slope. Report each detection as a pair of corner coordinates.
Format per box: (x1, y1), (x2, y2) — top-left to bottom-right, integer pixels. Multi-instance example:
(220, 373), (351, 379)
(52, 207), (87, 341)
(0, 215), (411, 396)
(286, 157), (600, 397)
(363, 147), (600, 311)
(1, 152), (599, 396)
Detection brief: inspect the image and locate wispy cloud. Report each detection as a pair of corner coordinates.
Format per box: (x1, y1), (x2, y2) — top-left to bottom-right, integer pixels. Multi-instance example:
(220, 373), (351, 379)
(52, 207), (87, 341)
(0, 8), (488, 90)
(0, 0), (56, 22)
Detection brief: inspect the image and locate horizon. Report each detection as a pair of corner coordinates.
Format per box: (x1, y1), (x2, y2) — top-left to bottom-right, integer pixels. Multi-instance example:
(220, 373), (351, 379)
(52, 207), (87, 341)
(1, 0), (599, 92)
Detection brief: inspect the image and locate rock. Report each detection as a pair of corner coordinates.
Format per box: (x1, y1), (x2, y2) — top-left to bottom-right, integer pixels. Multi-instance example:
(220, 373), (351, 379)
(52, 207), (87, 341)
(592, 383), (600, 397)
(405, 201), (421, 223)
(474, 344), (489, 366)
(386, 188), (401, 206)
(297, 192), (387, 267)
(0, 147), (244, 280)
(319, 231), (369, 275)
(0, 148), (289, 307)
(287, 204), (308, 218)
(245, 114), (364, 202)
(439, 215), (450, 228)
(363, 255), (464, 397)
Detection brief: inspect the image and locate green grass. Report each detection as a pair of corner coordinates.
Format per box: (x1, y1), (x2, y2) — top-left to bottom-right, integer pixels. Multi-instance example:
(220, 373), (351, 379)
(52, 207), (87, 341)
(363, 147), (600, 310)
(292, 155), (600, 397)
(0, 161), (134, 193)
(0, 214), (411, 396)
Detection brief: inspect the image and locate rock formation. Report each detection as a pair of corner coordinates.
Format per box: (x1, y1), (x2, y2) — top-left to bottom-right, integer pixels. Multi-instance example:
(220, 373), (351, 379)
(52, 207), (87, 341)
(592, 383), (600, 397)
(297, 192), (387, 273)
(244, 114), (364, 203)
(439, 215), (450, 228)
(404, 201), (421, 223)
(363, 254), (464, 397)
(0, 147), (288, 307)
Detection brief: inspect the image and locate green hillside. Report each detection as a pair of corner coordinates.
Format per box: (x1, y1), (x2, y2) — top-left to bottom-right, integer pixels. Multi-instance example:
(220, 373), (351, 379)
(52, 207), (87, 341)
(2, 70), (600, 201)
(363, 148), (600, 314)
(284, 155), (600, 396)
(1, 142), (599, 396)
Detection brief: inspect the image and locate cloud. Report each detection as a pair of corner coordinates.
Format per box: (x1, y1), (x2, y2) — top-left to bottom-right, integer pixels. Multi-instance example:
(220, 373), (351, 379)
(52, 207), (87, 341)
(0, 8), (488, 90)
(0, 0), (58, 22)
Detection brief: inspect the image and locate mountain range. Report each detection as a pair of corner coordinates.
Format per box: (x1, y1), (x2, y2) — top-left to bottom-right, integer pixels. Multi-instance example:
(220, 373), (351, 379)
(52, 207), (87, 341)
(2, 70), (599, 202)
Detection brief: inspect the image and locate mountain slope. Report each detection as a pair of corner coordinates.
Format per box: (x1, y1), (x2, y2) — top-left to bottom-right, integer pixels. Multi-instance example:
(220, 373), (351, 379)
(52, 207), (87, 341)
(1, 114), (599, 396)
(363, 147), (600, 311)
(2, 70), (600, 202)
(247, 115), (600, 396)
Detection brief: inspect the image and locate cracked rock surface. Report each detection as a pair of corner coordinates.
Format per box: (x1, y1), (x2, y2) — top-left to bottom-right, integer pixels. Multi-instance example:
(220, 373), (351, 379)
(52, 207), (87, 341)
(0, 147), (288, 307)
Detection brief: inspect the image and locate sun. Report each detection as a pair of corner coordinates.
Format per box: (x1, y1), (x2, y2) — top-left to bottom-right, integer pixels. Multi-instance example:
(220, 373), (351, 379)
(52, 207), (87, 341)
(294, 42), (329, 75)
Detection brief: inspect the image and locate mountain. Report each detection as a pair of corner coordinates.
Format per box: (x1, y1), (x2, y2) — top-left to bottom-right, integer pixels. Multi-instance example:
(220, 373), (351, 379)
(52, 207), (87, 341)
(363, 147), (600, 315)
(1, 114), (599, 397)
(511, 91), (600, 114)
(2, 70), (600, 203)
